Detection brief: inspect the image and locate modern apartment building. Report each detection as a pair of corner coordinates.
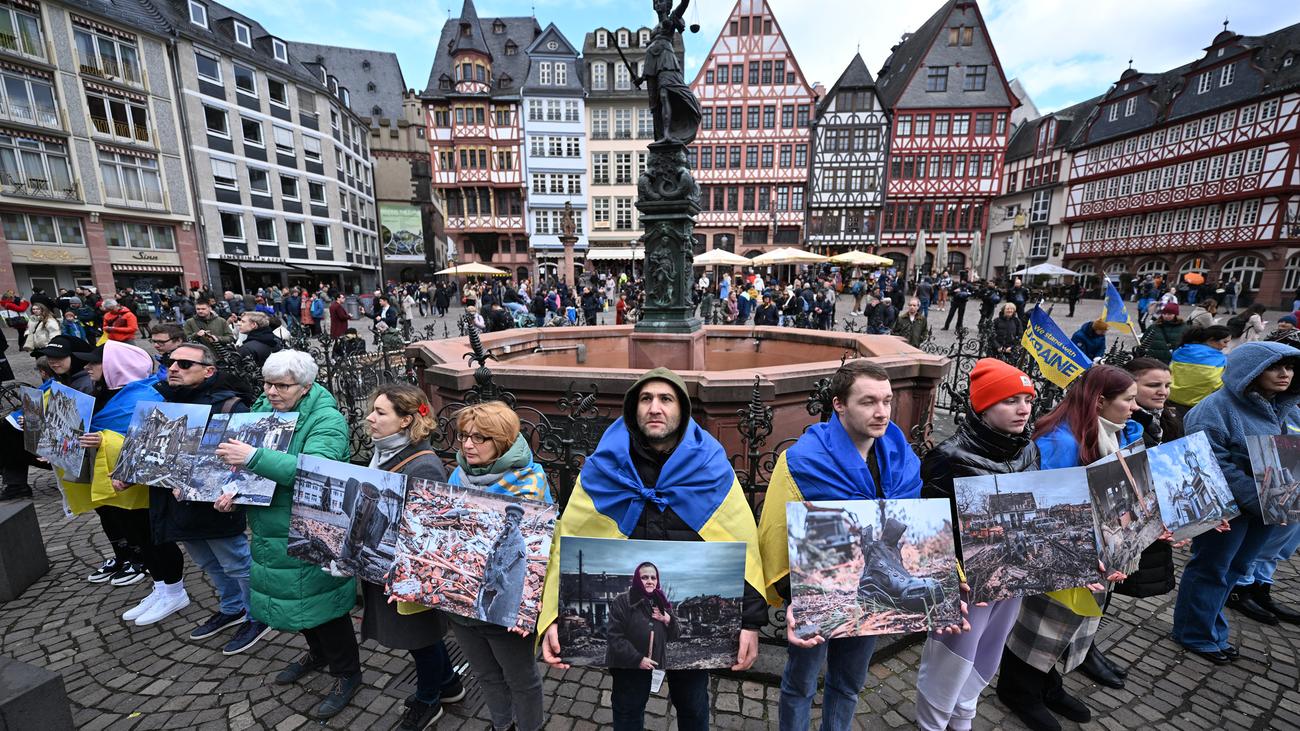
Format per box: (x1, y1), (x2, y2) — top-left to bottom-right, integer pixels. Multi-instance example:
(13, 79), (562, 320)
(521, 23), (586, 281)
(156, 0), (379, 293)
(0, 0), (203, 296)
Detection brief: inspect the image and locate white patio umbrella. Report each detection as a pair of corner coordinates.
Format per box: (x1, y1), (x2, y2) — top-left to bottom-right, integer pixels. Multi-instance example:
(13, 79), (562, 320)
(1011, 263), (1082, 277)
(830, 251), (894, 267)
(750, 247), (829, 265)
(969, 231), (983, 278)
(692, 249), (752, 267)
(934, 232), (948, 276)
(912, 231), (927, 278)
(435, 262), (510, 276)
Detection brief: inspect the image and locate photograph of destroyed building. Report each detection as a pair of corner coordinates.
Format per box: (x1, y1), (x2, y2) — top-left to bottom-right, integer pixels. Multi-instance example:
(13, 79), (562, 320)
(1150, 432), (1238, 540)
(288, 454), (407, 582)
(37, 382), (96, 476)
(557, 537), (746, 670)
(1086, 447), (1165, 576)
(956, 468), (1100, 604)
(185, 412), (298, 505)
(786, 499), (960, 639)
(1246, 434), (1300, 526)
(21, 386), (44, 455)
(386, 479), (556, 631)
(112, 402), (210, 488)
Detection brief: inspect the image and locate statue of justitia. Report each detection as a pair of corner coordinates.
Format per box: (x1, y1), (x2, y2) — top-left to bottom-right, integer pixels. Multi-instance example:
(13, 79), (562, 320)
(560, 200), (577, 238)
(621, 0), (701, 146)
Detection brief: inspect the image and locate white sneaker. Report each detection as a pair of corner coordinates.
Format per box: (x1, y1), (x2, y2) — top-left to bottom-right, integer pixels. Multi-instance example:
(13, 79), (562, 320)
(123, 589), (163, 622)
(135, 589), (190, 626)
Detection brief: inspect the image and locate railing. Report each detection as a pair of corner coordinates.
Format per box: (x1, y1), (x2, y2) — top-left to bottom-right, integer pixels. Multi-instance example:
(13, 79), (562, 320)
(79, 58), (144, 87)
(0, 31), (43, 59)
(0, 174), (80, 201)
(90, 116), (151, 144)
(0, 101), (61, 129)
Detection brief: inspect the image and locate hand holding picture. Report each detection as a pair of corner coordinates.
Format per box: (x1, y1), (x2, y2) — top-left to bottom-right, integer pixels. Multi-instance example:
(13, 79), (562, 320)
(214, 492), (236, 513)
(216, 439), (255, 465)
(79, 432), (102, 448)
(785, 605), (825, 648)
(731, 629), (758, 672)
(541, 624), (569, 669)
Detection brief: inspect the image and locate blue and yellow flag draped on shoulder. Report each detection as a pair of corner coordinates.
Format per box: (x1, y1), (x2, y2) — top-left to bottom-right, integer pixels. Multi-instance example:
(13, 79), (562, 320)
(1022, 307), (1093, 389)
(536, 416), (765, 636)
(1103, 278), (1137, 336)
(1169, 343), (1227, 407)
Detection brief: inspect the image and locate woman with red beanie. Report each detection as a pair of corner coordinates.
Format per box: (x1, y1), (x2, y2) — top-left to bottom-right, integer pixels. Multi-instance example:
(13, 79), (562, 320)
(914, 358), (1038, 731)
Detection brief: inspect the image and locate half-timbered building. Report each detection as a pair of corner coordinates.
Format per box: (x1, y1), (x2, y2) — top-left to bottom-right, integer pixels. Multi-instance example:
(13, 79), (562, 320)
(688, 0), (816, 256)
(875, 0), (1017, 276)
(1061, 23), (1300, 307)
(806, 54), (888, 254)
(422, 0), (537, 280)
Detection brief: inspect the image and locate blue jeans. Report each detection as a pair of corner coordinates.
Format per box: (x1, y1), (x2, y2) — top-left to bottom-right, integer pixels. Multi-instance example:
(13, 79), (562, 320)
(411, 640), (457, 704)
(1237, 522), (1300, 586)
(611, 668), (709, 731)
(1172, 512), (1276, 652)
(780, 636), (877, 731)
(920, 298), (931, 318)
(182, 534), (251, 616)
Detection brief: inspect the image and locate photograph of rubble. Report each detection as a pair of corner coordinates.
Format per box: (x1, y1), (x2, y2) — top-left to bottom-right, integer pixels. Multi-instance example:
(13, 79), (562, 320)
(37, 381), (96, 476)
(184, 412), (298, 505)
(786, 498), (960, 640)
(111, 402), (210, 488)
(20, 386), (44, 455)
(557, 537), (746, 670)
(288, 454), (408, 583)
(1246, 434), (1300, 526)
(1085, 447), (1165, 576)
(386, 479), (557, 631)
(955, 468), (1100, 604)
(1150, 432), (1239, 540)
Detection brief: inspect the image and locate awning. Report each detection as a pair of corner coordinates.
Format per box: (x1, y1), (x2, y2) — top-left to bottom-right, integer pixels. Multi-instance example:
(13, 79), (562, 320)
(235, 262), (294, 272)
(293, 264), (353, 273)
(584, 247), (645, 261)
(112, 264), (184, 273)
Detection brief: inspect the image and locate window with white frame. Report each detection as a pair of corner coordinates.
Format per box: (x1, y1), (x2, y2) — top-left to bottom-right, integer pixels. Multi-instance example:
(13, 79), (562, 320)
(74, 28), (141, 85)
(203, 105), (227, 135)
(591, 63), (606, 90)
(614, 196), (632, 229)
(1245, 147), (1264, 174)
(280, 174), (298, 199)
(539, 62), (551, 85)
(1, 212), (82, 246)
(1107, 104), (1118, 122)
(1284, 253), (1300, 293)
(593, 197), (609, 225)
(591, 108), (608, 137)
(303, 135), (321, 162)
(210, 158), (237, 188)
(0, 6), (45, 59)
(219, 210), (242, 240)
(1029, 189), (1050, 224)
(614, 63), (630, 91)
(1241, 199), (1260, 226)
(248, 167), (269, 194)
(313, 224), (330, 248)
(99, 150), (162, 207)
(233, 21), (251, 47)
(286, 220), (304, 246)
(1219, 63), (1234, 87)
(555, 62), (567, 85)
(233, 63), (256, 96)
(268, 78), (288, 106)
(1124, 97), (1136, 117)
(1220, 255), (1263, 291)
(194, 50), (220, 82)
(617, 30), (628, 47)
(273, 125), (294, 154)
(188, 0), (207, 27)
(564, 100), (579, 122)
(1136, 259), (1167, 277)
(255, 217), (275, 243)
(0, 134), (73, 193)
(308, 181), (325, 203)
(1029, 227), (1050, 258)
(596, 30), (607, 48)
(272, 39), (287, 62)
(1196, 72), (1212, 94)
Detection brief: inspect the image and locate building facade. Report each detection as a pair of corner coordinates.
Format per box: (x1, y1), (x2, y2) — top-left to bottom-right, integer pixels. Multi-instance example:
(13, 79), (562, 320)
(875, 0), (1017, 276)
(688, 0), (816, 256)
(581, 25), (666, 268)
(806, 54), (888, 254)
(0, 0), (203, 297)
(1061, 24), (1300, 308)
(423, 0), (536, 281)
(522, 23), (586, 281)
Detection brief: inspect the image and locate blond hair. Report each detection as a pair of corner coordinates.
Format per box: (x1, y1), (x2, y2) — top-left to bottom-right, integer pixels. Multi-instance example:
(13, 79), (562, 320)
(455, 401), (520, 457)
(370, 382), (434, 442)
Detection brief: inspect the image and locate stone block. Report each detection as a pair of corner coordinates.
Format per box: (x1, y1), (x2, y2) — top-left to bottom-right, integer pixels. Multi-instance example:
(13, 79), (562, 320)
(0, 655), (74, 731)
(0, 501), (48, 601)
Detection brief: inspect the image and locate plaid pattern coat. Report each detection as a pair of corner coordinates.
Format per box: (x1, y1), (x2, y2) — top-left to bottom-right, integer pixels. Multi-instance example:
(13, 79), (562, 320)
(1005, 591), (1105, 673)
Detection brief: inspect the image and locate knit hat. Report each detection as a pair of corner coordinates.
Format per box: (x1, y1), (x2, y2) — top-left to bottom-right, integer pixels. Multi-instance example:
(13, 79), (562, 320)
(969, 358), (1035, 414)
(1281, 314), (1298, 326)
(1161, 302), (1180, 315)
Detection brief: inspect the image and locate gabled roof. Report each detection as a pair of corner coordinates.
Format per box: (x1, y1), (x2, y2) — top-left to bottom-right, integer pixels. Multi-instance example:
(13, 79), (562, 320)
(874, 0), (959, 108)
(1004, 95), (1102, 162)
(422, 7), (541, 100)
(448, 0), (491, 57)
(286, 43), (406, 123)
(526, 23), (577, 57)
(815, 53), (878, 117)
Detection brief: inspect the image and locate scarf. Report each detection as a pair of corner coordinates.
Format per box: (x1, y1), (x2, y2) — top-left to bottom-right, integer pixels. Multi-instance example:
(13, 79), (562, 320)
(369, 432), (411, 470)
(455, 433), (532, 488)
(1098, 416), (1126, 458)
(1133, 407), (1163, 444)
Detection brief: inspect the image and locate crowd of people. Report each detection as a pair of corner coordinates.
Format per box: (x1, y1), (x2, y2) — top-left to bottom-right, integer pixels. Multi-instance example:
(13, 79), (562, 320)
(0, 269), (1297, 731)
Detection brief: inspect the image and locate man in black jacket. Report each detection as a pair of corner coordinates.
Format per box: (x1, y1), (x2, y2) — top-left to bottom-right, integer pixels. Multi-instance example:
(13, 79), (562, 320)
(150, 342), (269, 655)
(754, 295), (779, 326)
(944, 279), (972, 331)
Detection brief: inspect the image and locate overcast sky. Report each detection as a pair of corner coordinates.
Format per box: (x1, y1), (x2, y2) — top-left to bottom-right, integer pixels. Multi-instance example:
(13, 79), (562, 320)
(224, 0), (1299, 115)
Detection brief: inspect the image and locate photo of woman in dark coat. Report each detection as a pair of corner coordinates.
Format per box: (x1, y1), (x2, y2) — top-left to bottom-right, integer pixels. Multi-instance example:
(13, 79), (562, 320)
(605, 562), (681, 670)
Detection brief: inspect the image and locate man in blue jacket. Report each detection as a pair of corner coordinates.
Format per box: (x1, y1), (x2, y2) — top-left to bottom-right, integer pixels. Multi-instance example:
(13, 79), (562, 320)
(1173, 340), (1300, 663)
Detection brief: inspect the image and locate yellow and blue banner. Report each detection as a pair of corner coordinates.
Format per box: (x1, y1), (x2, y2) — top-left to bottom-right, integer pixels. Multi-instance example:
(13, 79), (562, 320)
(1103, 278), (1137, 336)
(1021, 307), (1093, 388)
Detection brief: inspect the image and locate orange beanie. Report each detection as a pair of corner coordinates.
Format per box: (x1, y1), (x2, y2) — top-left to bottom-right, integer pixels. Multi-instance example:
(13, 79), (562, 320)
(969, 358), (1035, 414)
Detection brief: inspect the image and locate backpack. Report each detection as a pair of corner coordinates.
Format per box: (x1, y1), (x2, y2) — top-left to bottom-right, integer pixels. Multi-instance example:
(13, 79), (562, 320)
(1226, 311), (1250, 339)
(310, 298), (325, 318)
(851, 281), (863, 295)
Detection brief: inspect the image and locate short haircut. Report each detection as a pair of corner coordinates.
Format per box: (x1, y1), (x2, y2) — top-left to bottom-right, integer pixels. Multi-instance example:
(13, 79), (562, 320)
(455, 401), (520, 458)
(1123, 357), (1169, 376)
(102, 298), (118, 308)
(171, 341), (217, 365)
(262, 350), (318, 386)
(829, 359), (891, 403)
(242, 311), (271, 328)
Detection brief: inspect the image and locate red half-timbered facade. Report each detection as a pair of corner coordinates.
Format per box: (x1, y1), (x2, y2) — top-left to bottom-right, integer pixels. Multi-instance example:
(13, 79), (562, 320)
(423, 0), (536, 275)
(687, 0), (816, 256)
(874, 0), (1017, 276)
(1061, 24), (1300, 307)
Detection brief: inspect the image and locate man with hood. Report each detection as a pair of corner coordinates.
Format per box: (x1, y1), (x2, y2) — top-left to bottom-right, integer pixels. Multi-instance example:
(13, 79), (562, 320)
(1173, 341), (1300, 663)
(539, 367), (765, 730)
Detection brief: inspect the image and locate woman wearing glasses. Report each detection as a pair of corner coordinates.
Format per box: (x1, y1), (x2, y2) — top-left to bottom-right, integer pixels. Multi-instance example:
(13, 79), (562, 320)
(446, 401), (551, 731)
(213, 350), (359, 721)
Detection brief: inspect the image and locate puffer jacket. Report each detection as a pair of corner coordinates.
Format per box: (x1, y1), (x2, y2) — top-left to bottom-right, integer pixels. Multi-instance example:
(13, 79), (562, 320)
(236, 326), (283, 367)
(1184, 340), (1300, 518)
(920, 411), (1040, 562)
(1141, 319), (1186, 363)
(243, 383), (354, 631)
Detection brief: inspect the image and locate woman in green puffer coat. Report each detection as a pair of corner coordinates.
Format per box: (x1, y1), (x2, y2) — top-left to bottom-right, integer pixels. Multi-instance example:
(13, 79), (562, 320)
(214, 350), (360, 721)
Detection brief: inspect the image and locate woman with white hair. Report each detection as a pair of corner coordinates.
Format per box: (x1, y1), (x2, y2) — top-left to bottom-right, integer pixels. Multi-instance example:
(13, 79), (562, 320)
(213, 350), (359, 721)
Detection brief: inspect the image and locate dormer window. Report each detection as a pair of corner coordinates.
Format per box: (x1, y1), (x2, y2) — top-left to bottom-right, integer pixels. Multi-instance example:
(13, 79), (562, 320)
(371, 105), (382, 116)
(639, 30), (650, 46)
(1285, 54), (1295, 68)
(439, 74), (451, 89)
(188, 0), (207, 27)
(505, 40), (517, 56)
(596, 30), (607, 48)
(493, 20), (505, 34)
(459, 22), (472, 38)
(341, 88), (350, 106)
(498, 74), (511, 88)
(617, 30), (628, 47)
(362, 60), (371, 71)
(272, 38), (287, 62)
(367, 82), (376, 92)
(233, 21), (251, 47)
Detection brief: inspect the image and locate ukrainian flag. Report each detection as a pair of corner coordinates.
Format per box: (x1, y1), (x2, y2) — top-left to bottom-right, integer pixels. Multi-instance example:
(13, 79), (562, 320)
(1104, 279), (1136, 335)
(1021, 307), (1093, 388)
(1169, 343), (1226, 407)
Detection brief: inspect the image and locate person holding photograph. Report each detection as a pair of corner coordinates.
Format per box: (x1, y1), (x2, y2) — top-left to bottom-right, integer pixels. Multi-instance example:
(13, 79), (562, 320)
(998, 365), (1139, 731)
(212, 350), (359, 721)
(913, 358), (1037, 731)
(604, 562), (680, 671)
(360, 383), (465, 731)
(1175, 341), (1300, 658)
(444, 400), (550, 731)
(2, 336), (92, 503)
(755, 359), (931, 731)
(539, 367), (766, 731)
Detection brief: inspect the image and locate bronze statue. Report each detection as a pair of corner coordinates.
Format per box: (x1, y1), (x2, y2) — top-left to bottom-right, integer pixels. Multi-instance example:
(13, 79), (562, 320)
(617, 0), (701, 146)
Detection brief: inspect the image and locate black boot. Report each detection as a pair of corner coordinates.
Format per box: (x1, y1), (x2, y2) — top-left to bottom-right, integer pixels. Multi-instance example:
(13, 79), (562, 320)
(1095, 644), (1128, 679)
(857, 518), (945, 611)
(1078, 644), (1124, 688)
(0, 484), (32, 501)
(1226, 584), (1279, 625)
(996, 648), (1062, 731)
(1044, 668), (1091, 723)
(1254, 583), (1300, 625)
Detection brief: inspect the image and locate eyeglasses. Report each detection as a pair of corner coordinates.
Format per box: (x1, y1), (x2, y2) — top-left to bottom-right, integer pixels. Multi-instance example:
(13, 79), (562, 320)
(459, 432), (490, 445)
(262, 381), (302, 392)
(162, 357), (211, 370)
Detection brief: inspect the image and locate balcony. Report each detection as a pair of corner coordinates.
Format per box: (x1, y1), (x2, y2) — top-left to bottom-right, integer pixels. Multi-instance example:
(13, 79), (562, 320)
(90, 116), (152, 145)
(614, 130), (632, 140)
(0, 173), (80, 201)
(79, 56), (144, 88)
(0, 101), (61, 130)
(0, 31), (45, 61)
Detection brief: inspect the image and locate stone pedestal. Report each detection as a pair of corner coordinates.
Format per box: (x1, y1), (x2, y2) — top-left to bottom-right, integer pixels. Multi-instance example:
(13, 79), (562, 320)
(0, 656), (74, 730)
(628, 329), (707, 371)
(635, 141), (701, 335)
(558, 234), (577, 289)
(0, 502), (47, 602)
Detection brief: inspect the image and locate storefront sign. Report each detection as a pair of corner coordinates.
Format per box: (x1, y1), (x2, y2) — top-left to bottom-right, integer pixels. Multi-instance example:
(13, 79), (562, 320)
(109, 248), (179, 266)
(131, 250), (160, 261)
(8, 244), (92, 265)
